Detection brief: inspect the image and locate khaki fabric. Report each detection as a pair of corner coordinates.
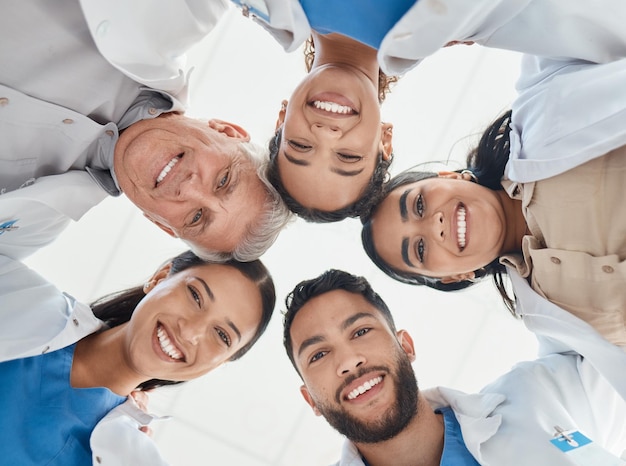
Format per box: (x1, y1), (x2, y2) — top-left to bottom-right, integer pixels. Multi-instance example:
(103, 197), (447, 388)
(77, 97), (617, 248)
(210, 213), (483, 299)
(501, 146), (626, 346)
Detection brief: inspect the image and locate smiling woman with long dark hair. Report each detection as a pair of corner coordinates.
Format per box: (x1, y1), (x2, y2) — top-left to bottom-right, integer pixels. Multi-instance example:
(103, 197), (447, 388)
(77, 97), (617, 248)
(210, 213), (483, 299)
(362, 55), (626, 347)
(0, 250), (275, 465)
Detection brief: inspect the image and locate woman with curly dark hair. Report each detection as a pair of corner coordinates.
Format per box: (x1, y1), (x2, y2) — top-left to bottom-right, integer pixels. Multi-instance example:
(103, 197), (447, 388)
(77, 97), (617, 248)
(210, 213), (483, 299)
(268, 31), (397, 223)
(233, 0), (626, 222)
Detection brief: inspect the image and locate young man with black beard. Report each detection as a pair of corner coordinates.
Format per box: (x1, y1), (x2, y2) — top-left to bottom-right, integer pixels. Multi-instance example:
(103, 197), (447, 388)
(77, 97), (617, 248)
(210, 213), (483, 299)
(283, 269), (626, 466)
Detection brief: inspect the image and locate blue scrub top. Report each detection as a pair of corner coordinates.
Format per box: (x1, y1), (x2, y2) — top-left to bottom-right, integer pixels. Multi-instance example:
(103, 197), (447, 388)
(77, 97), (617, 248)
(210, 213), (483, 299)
(0, 344), (125, 466)
(361, 406), (479, 466)
(300, 0), (416, 49)
(437, 406), (481, 465)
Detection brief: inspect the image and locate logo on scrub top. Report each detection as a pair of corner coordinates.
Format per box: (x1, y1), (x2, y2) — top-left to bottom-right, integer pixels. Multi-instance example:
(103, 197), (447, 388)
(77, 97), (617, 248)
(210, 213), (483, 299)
(0, 219), (19, 235)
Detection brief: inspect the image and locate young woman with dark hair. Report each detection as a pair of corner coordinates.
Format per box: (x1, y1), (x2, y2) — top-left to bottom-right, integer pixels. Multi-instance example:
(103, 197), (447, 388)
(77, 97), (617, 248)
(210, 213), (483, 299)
(361, 56), (626, 347)
(0, 250), (275, 465)
(234, 0), (626, 222)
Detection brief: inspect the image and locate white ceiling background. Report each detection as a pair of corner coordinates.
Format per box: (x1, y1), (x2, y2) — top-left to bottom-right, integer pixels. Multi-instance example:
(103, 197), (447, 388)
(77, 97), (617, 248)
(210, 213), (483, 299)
(24, 5), (539, 465)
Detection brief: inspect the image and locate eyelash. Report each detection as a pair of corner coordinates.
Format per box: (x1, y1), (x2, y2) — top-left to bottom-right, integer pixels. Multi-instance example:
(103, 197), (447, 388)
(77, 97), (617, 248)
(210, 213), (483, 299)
(416, 239), (425, 263)
(337, 153), (362, 163)
(190, 210), (203, 225)
(218, 168), (231, 190)
(310, 350), (327, 363)
(188, 285), (201, 306)
(415, 194), (424, 217)
(216, 327), (231, 347)
(287, 139), (311, 151)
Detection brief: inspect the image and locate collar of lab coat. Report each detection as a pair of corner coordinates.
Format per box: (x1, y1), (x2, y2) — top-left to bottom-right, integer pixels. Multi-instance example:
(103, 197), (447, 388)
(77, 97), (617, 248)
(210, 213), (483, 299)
(233, 0), (311, 53)
(507, 266), (626, 403)
(423, 386), (504, 463)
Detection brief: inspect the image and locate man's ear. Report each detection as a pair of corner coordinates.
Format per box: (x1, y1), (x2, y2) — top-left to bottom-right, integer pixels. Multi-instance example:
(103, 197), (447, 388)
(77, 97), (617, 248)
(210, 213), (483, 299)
(397, 330), (416, 362)
(276, 99), (287, 130)
(208, 119), (251, 141)
(143, 213), (178, 238)
(439, 271), (476, 284)
(300, 385), (322, 416)
(381, 122), (394, 161)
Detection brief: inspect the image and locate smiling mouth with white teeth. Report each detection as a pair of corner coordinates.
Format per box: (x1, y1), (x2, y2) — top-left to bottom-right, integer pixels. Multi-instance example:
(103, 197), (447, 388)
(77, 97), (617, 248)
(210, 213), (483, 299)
(156, 323), (184, 361)
(346, 376), (383, 400)
(156, 154), (182, 185)
(312, 100), (356, 115)
(457, 204), (467, 251)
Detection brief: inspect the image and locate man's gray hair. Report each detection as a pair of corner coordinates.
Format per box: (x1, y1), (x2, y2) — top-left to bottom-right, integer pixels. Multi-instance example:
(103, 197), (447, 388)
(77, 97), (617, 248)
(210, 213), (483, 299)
(184, 140), (293, 262)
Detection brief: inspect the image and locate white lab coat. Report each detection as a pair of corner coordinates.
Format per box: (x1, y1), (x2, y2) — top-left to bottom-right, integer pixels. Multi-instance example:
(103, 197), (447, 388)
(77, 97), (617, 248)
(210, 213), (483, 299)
(79, 0), (229, 99)
(505, 55), (626, 183)
(0, 254), (171, 466)
(0, 172), (109, 261)
(333, 344), (626, 465)
(501, 55), (626, 374)
(233, 0), (626, 74)
(0, 0), (225, 260)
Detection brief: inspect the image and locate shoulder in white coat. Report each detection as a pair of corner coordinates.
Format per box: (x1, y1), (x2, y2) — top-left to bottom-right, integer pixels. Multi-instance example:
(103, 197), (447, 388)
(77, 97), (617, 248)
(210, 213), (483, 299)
(379, 0), (626, 76)
(79, 0), (231, 100)
(0, 253), (103, 361)
(506, 56), (626, 183)
(0, 171), (108, 260)
(231, 0), (311, 52)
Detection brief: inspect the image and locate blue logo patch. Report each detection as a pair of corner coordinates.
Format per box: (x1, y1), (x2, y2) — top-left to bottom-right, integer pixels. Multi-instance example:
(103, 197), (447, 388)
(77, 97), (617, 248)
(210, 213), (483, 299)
(0, 219), (19, 235)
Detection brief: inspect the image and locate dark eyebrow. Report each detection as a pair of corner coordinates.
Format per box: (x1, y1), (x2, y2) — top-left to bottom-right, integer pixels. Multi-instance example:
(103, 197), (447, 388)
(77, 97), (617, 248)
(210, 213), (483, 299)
(401, 237), (414, 268)
(341, 312), (375, 331)
(226, 318), (242, 342)
(196, 277), (215, 301)
(399, 189), (410, 221)
(297, 335), (325, 358)
(296, 312), (376, 358)
(284, 151), (310, 166)
(330, 166), (365, 177)
(285, 151), (364, 176)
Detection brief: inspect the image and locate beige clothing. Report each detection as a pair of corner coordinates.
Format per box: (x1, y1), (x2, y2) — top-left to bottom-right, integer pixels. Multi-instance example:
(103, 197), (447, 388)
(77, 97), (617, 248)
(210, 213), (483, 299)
(501, 146), (626, 346)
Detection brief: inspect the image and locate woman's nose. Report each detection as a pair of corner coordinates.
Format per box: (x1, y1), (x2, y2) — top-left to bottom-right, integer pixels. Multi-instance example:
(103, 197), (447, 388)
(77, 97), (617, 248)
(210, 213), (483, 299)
(179, 315), (206, 346)
(311, 123), (342, 138)
(432, 212), (445, 242)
